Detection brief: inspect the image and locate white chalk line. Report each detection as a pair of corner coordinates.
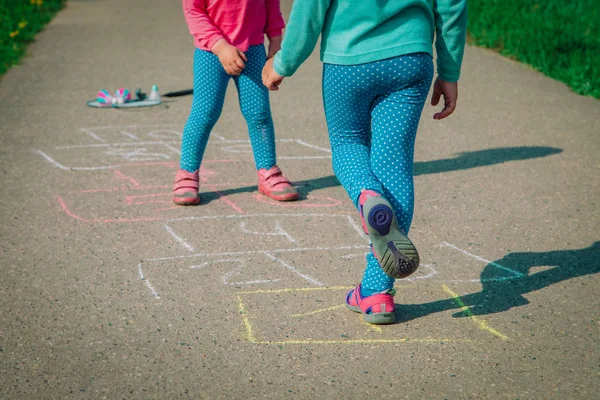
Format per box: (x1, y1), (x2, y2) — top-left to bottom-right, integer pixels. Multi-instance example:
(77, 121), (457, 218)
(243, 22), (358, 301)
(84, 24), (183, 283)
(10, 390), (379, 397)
(163, 224), (195, 253)
(264, 252), (324, 287)
(35, 150), (121, 170)
(228, 279), (282, 285)
(146, 130), (182, 140)
(146, 245), (368, 262)
(275, 221), (298, 245)
(403, 264), (438, 281)
(221, 260), (244, 284)
(34, 149), (70, 170)
(35, 148), (151, 171)
(59, 138), (301, 149)
(36, 150), (328, 171)
(80, 124), (178, 131)
(81, 128), (106, 142)
(139, 241), (525, 298)
(120, 131), (140, 141)
(221, 144), (253, 154)
(440, 242), (525, 277)
(212, 138), (296, 144)
(239, 220), (298, 245)
(190, 262), (209, 270)
(294, 139), (332, 154)
(279, 156), (332, 160)
(219, 259), (282, 285)
(346, 215), (369, 243)
(164, 213), (353, 223)
(138, 263), (160, 298)
(191, 260), (281, 285)
(162, 143), (181, 155)
(339, 253), (369, 259)
(55, 141), (179, 149)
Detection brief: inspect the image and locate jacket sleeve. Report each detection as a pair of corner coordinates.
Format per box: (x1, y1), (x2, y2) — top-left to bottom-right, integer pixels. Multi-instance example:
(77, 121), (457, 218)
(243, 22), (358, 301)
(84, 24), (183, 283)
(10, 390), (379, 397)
(272, 0), (331, 77)
(433, 0), (468, 82)
(182, 0), (225, 50)
(264, 0), (285, 38)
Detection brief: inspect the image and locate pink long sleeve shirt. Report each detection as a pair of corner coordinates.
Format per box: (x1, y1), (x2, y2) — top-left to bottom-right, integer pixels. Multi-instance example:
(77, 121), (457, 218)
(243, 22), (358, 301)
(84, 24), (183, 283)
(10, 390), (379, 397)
(182, 0), (285, 52)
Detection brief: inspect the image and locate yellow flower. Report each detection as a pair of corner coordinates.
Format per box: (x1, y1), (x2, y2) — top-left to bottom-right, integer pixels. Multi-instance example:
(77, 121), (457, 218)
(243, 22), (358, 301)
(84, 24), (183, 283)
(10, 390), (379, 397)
(9, 30), (20, 38)
(30, 0), (36, 4)
(19, 21), (28, 29)
(37, 0), (44, 5)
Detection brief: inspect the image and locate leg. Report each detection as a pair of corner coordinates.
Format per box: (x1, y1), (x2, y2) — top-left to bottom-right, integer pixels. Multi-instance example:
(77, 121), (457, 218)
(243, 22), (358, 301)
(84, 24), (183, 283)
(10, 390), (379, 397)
(322, 62), (397, 299)
(179, 48), (230, 172)
(370, 53), (433, 233)
(360, 53), (433, 291)
(236, 45), (298, 201)
(234, 45), (276, 170)
(322, 63), (384, 206)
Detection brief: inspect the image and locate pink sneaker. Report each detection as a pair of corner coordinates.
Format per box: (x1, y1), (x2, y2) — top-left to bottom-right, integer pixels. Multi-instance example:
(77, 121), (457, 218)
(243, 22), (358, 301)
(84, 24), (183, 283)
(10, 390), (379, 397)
(173, 169), (200, 205)
(345, 283), (396, 324)
(257, 166), (299, 201)
(358, 190), (420, 279)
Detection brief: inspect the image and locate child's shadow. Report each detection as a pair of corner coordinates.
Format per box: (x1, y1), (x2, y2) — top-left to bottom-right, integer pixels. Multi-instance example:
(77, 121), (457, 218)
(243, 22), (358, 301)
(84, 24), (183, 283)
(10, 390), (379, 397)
(395, 241), (600, 322)
(199, 175), (340, 204)
(199, 146), (561, 203)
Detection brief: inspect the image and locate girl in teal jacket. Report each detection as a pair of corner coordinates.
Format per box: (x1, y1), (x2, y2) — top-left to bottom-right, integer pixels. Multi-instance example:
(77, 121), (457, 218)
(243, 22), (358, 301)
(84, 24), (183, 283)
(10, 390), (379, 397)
(263, 0), (467, 324)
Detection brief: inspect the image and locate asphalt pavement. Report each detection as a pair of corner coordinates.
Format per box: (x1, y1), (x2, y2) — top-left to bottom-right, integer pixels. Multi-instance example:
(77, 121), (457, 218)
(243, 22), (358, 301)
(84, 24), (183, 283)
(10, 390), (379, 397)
(0, 0), (598, 398)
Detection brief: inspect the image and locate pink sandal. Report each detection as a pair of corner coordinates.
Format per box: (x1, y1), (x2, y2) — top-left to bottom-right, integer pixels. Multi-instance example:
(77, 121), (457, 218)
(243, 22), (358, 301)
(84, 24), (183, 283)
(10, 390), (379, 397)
(257, 166), (299, 201)
(345, 283), (396, 324)
(173, 169), (200, 205)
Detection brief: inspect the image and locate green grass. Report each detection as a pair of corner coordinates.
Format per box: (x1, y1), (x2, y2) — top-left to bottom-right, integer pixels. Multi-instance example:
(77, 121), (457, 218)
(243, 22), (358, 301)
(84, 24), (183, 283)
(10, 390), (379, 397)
(0, 0), (66, 76)
(1, 1), (599, 99)
(468, 0), (600, 98)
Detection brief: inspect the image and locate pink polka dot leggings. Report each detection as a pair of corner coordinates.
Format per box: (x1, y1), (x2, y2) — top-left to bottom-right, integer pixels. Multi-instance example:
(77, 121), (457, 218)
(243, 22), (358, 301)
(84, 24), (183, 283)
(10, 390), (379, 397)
(323, 52), (434, 294)
(180, 45), (277, 172)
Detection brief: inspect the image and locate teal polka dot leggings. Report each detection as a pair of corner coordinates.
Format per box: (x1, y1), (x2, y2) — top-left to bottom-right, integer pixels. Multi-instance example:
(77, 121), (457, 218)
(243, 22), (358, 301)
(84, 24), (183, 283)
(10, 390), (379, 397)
(180, 45), (276, 172)
(323, 52), (434, 295)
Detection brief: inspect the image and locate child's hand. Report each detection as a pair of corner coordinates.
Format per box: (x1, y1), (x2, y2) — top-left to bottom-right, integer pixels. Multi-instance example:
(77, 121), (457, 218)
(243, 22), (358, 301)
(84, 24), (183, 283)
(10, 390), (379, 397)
(262, 58), (284, 91)
(267, 36), (282, 59)
(431, 77), (458, 120)
(211, 39), (247, 76)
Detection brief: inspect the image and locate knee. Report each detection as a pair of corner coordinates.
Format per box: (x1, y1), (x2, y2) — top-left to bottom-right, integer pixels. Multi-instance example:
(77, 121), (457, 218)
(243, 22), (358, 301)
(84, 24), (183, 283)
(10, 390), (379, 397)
(242, 109), (272, 127)
(188, 103), (221, 128)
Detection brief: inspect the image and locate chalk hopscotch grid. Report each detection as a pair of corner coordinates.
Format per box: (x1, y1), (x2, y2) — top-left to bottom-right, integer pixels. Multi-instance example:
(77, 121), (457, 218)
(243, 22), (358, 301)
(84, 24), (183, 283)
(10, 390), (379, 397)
(34, 125), (333, 171)
(48, 125), (514, 344)
(235, 287), (500, 345)
(139, 215), (524, 300)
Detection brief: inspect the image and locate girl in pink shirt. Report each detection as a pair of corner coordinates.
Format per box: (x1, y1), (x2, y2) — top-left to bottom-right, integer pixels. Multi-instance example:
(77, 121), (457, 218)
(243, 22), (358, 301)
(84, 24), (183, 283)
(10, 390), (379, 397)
(173, 0), (299, 205)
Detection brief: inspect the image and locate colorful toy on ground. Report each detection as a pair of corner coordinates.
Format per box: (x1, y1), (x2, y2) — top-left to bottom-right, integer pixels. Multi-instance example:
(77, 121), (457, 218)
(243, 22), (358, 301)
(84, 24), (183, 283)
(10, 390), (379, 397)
(87, 85), (162, 108)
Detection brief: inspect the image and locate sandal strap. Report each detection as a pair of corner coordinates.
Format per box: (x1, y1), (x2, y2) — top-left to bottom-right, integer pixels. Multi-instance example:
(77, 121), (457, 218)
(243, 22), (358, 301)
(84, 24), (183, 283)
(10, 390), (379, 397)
(174, 180), (199, 191)
(174, 170), (199, 190)
(265, 175), (291, 188)
(347, 284), (394, 314)
(261, 165), (283, 180)
(260, 166), (293, 189)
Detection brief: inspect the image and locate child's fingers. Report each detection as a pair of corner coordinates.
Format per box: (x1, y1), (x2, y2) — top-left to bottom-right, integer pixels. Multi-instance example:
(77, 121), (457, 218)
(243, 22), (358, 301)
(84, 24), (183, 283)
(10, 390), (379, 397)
(227, 64), (241, 76)
(235, 57), (245, 70)
(231, 60), (243, 72)
(270, 80), (280, 91)
(237, 50), (248, 62)
(433, 98), (456, 120)
(431, 90), (441, 106)
(265, 77), (281, 91)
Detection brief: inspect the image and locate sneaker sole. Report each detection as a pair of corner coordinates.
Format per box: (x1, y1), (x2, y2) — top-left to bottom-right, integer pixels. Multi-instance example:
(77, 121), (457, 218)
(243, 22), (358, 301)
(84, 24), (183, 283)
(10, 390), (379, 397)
(258, 187), (299, 202)
(173, 193), (200, 205)
(365, 202), (420, 279)
(346, 304), (395, 325)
